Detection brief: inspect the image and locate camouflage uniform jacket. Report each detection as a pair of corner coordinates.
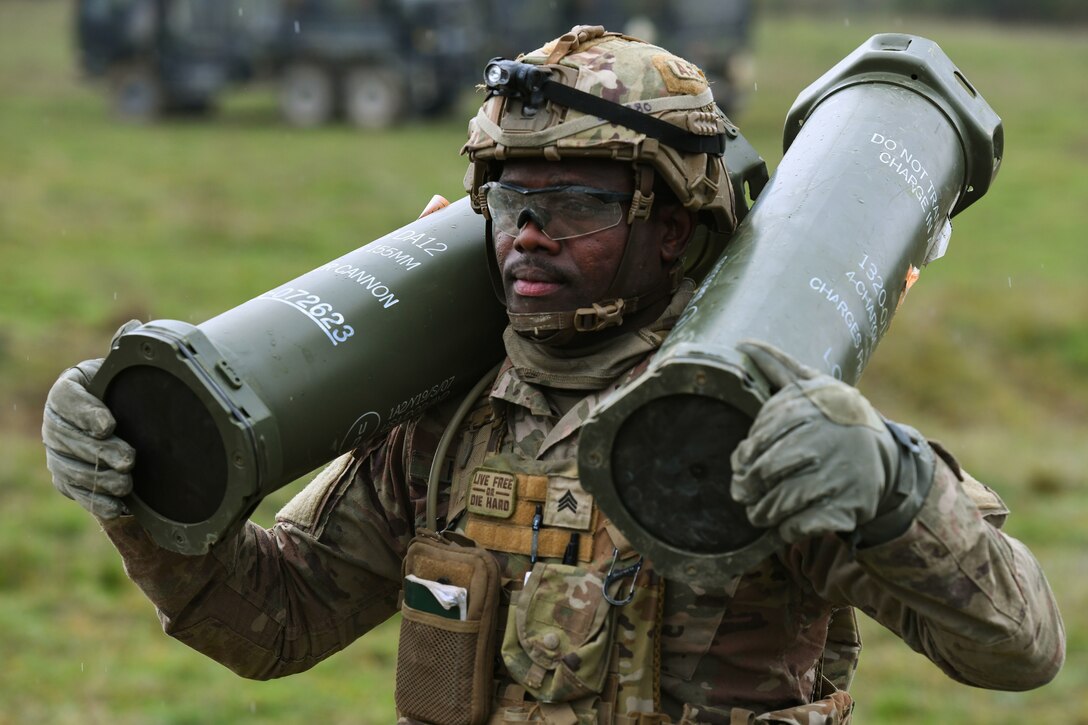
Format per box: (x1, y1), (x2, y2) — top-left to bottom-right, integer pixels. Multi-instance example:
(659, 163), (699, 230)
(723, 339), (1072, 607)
(100, 290), (1064, 720)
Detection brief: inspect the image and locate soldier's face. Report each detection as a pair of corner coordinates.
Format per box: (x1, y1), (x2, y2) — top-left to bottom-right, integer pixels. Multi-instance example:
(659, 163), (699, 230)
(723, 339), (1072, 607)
(493, 159), (676, 318)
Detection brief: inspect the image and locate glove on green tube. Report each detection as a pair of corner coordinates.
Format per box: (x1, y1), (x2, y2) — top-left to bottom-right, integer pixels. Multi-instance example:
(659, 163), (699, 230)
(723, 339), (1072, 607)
(731, 340), (934, 545)
(42, 321), (141, 519)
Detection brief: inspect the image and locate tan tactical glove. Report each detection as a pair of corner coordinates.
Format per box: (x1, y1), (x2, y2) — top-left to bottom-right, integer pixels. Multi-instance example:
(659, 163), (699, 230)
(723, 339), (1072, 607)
(42, 321), (141, 519)
(730, 340), (934, 546)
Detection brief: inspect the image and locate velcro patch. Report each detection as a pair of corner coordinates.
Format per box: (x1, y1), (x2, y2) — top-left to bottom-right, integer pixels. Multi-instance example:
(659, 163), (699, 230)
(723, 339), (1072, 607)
(543, 477), (593, 530)
(468, 467), (517, 519)
(652, 54), (708, 96)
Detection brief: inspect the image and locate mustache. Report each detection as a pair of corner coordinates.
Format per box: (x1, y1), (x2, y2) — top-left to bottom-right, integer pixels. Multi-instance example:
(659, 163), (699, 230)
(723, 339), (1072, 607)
(504, 258), (569, 285)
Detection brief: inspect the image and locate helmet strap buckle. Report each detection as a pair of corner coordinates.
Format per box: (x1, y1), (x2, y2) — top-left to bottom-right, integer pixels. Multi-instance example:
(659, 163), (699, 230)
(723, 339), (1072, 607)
(573, 298), (626, 332)
(472, 187), (491, 219)
(628, 163), (656, 223)
(627, 189), (655, 223)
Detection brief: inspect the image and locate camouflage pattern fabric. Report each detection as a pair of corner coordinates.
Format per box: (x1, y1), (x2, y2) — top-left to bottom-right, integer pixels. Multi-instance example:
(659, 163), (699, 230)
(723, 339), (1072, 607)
(677, 690), (853, 724)
(463, 351), (666, 717)
(99, 283), (1064, 718)
(818, 608), (861, 693)
(463, 27), (737, 237)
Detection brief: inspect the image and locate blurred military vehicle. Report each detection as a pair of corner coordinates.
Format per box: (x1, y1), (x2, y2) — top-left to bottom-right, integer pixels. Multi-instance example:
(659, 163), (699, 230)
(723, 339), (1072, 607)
(75, 0), (476, 127)
(482, 0), (755, 117)
(75, 0), (754, 126)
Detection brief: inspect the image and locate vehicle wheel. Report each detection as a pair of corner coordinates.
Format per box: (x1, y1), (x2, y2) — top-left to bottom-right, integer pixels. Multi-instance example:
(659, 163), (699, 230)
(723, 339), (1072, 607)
(109, 64), (163, 122)
(342, 66), (404, 129)
(279, 63), (335, 128)
(419, 91), (458, 118)
(412, 67), (457, 118)
(164, 96), (213, 117)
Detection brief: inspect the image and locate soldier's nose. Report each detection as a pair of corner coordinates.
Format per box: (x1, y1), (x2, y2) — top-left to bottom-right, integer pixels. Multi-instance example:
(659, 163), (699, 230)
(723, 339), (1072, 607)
(514, 214), (560, 253)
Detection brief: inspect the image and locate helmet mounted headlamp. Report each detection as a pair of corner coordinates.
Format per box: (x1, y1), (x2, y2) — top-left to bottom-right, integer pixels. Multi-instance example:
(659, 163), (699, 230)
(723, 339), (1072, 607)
(466, 27), (751, 344)
(483, 58), (551, 114)
(482, 57), (726, 156)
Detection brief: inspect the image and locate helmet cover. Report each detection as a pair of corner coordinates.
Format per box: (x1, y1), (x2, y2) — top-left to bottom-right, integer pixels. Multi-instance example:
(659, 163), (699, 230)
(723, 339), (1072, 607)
(463, 26), (737, 235)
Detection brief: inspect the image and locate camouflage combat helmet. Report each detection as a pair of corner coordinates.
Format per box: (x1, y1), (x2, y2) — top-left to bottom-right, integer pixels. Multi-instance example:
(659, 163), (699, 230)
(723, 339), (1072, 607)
(462, 25), (738, 341)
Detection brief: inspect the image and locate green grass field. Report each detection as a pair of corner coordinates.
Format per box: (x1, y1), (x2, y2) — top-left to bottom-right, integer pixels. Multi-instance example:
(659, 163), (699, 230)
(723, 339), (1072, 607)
(1, 2), (1086, 722)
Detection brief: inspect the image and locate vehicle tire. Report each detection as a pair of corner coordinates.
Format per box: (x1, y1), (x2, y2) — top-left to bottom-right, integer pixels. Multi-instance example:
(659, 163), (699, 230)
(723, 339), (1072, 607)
(279, 63), (335, 128)
(109, 64), (163, 122)
(164, 96), (214, 116)
(342, 66), (404, 129)
(412, 67), (457, 118)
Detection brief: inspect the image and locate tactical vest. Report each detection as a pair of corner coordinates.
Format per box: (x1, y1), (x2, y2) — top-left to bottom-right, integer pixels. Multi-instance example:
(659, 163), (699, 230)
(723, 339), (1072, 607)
(457, 384), (662, 724)
(394, 370), (855, 725)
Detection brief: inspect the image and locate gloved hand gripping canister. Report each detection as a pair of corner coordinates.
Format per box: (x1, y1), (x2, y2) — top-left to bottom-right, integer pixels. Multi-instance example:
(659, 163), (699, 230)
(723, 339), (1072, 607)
(42, 321), (143, 520)
(42, 358), (134, 519)
(730, 340), (935, 546)
(42, 330), (138, 521)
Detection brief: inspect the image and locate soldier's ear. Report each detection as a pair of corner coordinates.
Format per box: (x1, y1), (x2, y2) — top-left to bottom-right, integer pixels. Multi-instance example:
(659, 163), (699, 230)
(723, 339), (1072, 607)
(658, 204), (695, 265)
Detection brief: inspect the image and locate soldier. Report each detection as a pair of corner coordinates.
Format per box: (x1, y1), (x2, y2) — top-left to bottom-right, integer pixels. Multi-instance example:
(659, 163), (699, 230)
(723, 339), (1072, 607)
(42, 26), (1063, 724)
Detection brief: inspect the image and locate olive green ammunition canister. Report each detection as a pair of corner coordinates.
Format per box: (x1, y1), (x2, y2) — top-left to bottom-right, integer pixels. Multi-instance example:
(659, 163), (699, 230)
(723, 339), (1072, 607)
(578, 34), (1003, 585)
(91, 199), (506, 554)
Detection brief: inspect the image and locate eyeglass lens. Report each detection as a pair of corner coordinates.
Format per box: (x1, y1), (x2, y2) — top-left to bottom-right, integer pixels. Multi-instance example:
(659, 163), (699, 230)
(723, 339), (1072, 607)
(485, 185), (626, 241)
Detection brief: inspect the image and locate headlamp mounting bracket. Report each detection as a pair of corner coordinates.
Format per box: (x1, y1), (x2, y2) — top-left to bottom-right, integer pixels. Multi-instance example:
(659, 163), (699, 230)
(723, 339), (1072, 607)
(483, 57), (552, 113)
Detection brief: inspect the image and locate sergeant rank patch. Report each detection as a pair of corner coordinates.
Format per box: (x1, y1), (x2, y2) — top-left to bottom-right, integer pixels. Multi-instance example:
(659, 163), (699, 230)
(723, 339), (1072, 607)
(544, 477), (593, 530)
(468, 467), (517, 518)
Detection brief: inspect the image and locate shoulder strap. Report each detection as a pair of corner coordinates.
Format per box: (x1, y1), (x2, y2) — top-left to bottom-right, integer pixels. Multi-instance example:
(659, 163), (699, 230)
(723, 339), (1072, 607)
(422, 363), (504, 531)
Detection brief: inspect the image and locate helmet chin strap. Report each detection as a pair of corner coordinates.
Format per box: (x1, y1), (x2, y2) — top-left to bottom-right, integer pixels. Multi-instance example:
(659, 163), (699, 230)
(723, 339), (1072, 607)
(507, 165), (682, 346)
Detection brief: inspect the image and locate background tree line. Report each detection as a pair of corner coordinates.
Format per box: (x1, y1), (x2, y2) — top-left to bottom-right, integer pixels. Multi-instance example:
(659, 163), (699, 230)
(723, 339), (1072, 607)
(762, 0), (1088, 24)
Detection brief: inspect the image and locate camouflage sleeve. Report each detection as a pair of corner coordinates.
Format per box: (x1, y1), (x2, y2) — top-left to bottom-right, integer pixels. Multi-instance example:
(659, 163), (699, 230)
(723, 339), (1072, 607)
(97, 421), (426, 680)
(793, 447), (1065, 691)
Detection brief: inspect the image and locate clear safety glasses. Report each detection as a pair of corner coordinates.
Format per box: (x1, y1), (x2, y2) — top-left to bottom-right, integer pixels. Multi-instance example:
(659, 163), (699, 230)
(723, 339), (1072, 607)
(481, 181), (633, 241)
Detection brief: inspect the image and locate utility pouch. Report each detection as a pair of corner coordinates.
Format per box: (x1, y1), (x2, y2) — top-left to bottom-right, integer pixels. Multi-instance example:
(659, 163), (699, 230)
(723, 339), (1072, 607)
(395, 530), (502, 725)
(501, 562), (616, 702)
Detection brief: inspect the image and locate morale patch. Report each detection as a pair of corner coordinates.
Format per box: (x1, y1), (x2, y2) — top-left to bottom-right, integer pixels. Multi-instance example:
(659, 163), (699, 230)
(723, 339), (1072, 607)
(652, 54), (708, 95)
(468, 467), (517, 518)
(544, 476), (593, 530)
